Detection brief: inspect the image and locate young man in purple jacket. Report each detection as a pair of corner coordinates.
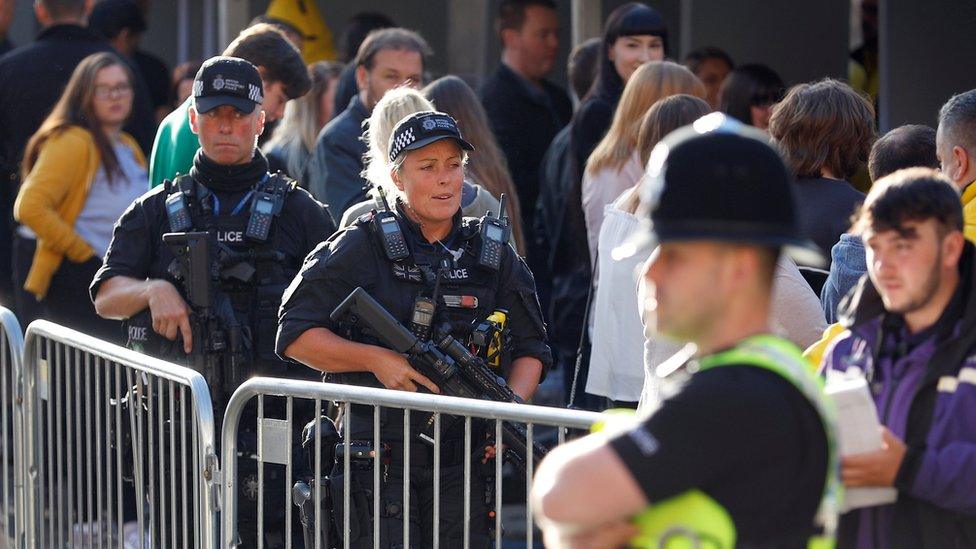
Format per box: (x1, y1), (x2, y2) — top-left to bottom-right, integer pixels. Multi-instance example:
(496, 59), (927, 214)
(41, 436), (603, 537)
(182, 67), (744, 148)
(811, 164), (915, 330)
(822, 167), (976, 548)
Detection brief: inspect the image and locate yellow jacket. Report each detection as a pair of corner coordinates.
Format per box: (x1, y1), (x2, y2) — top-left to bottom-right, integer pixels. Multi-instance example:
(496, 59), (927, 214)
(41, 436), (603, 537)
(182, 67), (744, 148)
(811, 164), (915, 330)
(963, 182), (976, 243)
(14, 126), (145, 299)
(803, 323), (847, 371)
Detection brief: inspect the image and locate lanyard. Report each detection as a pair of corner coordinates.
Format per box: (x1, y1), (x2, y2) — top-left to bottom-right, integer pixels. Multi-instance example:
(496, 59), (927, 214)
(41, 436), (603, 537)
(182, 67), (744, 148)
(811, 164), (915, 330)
(210, 174), (269, 216)
(211, 190), (254, 216)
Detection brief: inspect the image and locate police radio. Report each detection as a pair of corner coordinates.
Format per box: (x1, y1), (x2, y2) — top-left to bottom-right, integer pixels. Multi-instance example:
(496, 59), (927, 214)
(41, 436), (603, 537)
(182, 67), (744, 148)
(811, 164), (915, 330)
(372, 187), (409, 261)
(246, 176), (285, 242)
(477, 193), (510, 270)
(165, 191), (192, 232)
(409, 296), (435, 341)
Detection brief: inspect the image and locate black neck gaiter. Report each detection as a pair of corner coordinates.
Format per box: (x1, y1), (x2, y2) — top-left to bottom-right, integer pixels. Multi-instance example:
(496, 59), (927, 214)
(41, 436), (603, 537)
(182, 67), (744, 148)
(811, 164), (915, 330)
(190, 149), (268, 193)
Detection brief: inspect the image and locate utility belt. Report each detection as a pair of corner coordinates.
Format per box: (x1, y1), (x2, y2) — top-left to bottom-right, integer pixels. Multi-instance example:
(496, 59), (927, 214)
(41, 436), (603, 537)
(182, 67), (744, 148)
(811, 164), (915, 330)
(292, 416), (495, 549)
(307, 402), (490, 472)
(382, 438), (471, 469)
(315, 438), (471, 480)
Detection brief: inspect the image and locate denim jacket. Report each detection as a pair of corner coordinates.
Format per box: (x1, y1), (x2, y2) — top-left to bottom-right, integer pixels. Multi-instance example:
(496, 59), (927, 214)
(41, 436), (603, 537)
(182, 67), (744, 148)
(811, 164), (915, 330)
(821, 234), (866, 323)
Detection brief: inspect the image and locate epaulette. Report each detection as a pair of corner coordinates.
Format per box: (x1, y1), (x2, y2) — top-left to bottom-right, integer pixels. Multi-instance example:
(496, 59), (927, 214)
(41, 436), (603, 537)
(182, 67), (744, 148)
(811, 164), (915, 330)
(460, 216), (481, 240)
(356, 210), (377, 225)
(266, 171), (297, 194)
(162, 173), (194, 195)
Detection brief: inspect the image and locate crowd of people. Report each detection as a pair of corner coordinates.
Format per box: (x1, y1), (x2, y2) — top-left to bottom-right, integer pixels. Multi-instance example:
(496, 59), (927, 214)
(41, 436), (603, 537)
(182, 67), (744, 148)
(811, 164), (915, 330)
(0, 0), (974, 547)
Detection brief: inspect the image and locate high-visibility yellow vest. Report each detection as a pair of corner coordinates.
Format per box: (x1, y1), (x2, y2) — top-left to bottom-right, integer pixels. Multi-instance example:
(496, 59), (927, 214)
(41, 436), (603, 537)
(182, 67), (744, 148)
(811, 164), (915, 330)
(600, 335), (841, 549)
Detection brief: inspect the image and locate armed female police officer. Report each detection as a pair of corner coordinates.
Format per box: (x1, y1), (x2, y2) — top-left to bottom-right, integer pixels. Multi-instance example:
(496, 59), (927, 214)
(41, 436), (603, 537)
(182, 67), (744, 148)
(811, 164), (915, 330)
(277, 110), (552, 547)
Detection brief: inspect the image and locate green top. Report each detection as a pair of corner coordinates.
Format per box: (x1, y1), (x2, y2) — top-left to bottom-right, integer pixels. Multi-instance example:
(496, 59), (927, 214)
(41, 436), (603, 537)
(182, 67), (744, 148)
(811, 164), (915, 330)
(148, 97), (199, 188)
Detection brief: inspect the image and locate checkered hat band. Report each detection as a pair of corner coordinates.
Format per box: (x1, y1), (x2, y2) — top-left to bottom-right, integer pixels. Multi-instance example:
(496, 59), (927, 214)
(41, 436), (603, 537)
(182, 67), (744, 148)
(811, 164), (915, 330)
(247, 83), (263, 103)
(390, 127), (415, 162)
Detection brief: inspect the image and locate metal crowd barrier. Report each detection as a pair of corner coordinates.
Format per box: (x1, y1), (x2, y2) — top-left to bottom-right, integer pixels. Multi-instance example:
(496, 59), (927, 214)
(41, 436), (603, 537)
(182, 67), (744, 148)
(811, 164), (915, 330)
(0, 308), (24, 547)
(21, 320), (218, 549)
(221, 378), (603, 549)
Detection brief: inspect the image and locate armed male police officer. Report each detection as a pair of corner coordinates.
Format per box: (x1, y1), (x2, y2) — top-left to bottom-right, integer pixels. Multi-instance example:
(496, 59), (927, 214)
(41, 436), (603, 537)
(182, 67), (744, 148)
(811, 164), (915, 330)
(532, 114), (840, 548)
(278, 110), (552, 547)
(90, 57), (332, 545)
(91, 56), (332, 396)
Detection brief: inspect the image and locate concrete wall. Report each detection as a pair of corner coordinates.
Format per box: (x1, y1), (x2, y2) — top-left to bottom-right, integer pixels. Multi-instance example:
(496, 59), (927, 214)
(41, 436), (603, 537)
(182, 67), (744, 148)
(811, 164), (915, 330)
(5, 0), (215, 71)
(3, 1), (847, 87)
(881, 0), (976, 131)
(679, 0), (849, 86)
(141, 0), (214, 67)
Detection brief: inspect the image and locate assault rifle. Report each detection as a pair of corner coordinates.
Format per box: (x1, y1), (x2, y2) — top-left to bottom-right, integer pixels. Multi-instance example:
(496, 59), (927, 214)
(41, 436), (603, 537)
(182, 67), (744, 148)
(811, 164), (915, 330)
(330, 287), (549, 470)
(162, 231), (249, 417)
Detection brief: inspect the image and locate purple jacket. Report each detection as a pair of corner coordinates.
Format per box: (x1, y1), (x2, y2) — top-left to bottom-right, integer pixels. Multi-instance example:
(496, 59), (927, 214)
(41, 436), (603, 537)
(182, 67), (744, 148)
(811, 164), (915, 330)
(822, 243), (976, 548)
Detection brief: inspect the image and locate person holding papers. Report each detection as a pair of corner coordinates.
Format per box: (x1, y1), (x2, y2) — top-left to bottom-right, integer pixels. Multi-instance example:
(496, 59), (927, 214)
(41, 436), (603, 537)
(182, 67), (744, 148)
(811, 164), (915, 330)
(821, 168), (976, 548)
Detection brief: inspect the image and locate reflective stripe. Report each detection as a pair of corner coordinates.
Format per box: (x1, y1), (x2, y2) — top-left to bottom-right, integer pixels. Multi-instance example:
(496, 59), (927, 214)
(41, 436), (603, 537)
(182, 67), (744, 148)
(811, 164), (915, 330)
(936, 367), (976, 393)
(630, 490), (736, 548)
(960, 367), (976, 385)
(939, 376), (960, 393)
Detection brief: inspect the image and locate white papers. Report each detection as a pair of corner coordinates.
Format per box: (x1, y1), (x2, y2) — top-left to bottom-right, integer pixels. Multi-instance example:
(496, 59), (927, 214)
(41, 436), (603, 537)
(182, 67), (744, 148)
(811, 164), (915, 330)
(825, 371), (898, 512)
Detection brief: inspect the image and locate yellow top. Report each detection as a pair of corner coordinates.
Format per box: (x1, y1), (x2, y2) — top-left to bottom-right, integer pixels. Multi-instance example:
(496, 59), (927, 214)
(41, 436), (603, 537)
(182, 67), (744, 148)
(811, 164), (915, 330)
(14, 126), (145, 299)
(962, 181), (976, 243)
(803, 323), (848, 370)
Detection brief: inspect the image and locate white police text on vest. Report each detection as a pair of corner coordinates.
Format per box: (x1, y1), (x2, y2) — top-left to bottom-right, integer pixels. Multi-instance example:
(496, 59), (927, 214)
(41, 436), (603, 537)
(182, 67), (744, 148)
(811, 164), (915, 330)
(128, 325), (148, 342)
(218, 231), (245, 243)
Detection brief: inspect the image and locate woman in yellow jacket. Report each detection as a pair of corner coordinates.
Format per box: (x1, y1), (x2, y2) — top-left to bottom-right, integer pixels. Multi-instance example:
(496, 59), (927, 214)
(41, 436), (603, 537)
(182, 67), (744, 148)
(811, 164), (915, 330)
(15, 52), (147, 342)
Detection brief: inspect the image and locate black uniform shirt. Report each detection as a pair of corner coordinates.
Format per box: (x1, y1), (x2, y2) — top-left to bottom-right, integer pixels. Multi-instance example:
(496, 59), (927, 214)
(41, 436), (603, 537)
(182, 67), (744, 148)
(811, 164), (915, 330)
(609, 365), (828, 548)
(276, 201), (552, 378)
(91, 181), (331, 298)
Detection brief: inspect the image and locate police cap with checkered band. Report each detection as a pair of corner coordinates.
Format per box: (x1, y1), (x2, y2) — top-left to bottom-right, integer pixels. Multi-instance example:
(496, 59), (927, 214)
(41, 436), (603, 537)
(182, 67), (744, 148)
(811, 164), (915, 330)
(193, 56), (264, 114)
(388, 111), (475, 164)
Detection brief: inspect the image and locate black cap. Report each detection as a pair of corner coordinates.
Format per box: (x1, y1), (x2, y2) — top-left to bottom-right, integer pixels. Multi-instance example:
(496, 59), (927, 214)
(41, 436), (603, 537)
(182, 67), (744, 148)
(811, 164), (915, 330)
(89, 0), (147, 39)
(614, 113), (824, 267)
(388, 111), (475, 163)
(192, 56), (264, 114)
